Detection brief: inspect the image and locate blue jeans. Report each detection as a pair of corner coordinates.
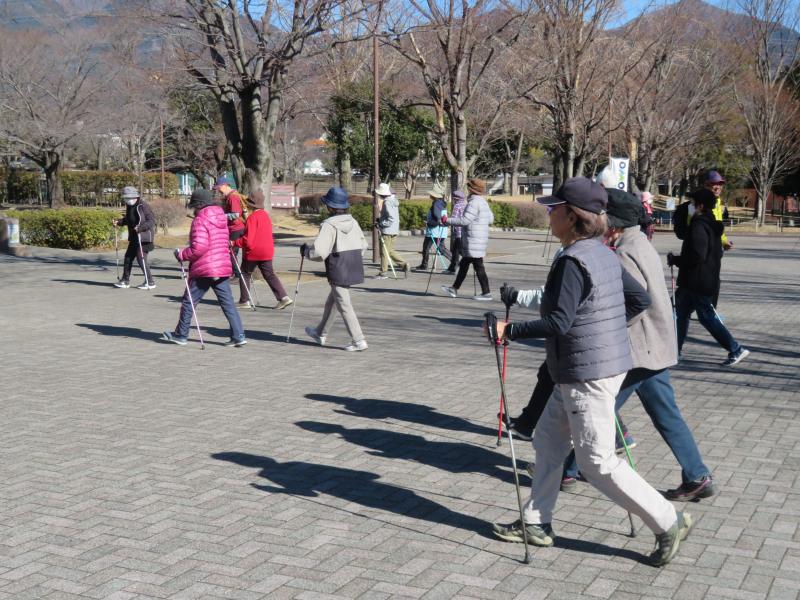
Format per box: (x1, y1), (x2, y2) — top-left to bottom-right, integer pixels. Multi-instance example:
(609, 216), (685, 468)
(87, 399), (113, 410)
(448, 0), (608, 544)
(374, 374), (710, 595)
(176, 276), (244, 341)
(616, 368), (710, 484)
(675, 288), (740, 355)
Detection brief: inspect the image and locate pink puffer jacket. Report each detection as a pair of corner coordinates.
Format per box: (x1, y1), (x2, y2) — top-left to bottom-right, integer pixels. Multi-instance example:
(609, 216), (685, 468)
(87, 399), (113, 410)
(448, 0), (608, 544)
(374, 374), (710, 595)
(178, 205), (232, 279)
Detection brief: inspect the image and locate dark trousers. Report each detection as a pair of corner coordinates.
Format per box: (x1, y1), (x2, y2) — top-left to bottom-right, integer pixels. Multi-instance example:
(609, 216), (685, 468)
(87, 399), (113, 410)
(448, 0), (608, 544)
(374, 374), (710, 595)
(453, 256), (490, 294)
(447, 237), (462, 272)
(420, 235), (451, 268)
(239, 259), (288, 303)
(229, 230), (245, 275)
(675, 287), (740, 355)
(176, 276), (244, 341)
(122, 240), (154, 283)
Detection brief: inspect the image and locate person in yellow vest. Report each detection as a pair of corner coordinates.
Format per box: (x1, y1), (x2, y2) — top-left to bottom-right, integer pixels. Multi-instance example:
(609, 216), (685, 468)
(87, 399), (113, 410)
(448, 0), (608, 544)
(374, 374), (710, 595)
(702, 170), (732, 251)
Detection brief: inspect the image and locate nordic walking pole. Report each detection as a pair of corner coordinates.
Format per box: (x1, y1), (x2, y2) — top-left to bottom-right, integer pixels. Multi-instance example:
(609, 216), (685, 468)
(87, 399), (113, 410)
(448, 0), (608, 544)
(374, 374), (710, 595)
(135, 205), (151, 289)
(376, 226), (397, 279)
(541, 226), (551, 257)
(229, 247), (256, 311)
(485, 311), (531, 564)
(614, 415), (637, 538)
(179, 260), (204, 350)
(669, 264), (678, 343)
(113, 224), (120, 280)
(424, 233), (444, 295)
(496, 283), (512, 446)
(286, 252), (305, 342)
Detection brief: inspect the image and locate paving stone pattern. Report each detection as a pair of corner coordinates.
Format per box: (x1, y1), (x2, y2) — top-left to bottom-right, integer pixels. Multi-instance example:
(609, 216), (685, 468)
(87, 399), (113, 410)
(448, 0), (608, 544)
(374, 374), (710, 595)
(1, 230), (798, 599)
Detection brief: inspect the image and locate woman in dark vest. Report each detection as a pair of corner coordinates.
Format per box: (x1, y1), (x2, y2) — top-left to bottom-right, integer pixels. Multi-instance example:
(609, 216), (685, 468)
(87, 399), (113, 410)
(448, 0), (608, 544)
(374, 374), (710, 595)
(490, 177), (693, 567)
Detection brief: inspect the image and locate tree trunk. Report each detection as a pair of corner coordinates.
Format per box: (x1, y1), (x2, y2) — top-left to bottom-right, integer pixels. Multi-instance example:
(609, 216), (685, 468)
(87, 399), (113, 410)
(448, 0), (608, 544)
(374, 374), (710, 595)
(339, 152), (352, 191)
(45, 152), (64, 208)
(510, 132), (524, 197)
(552, 155), (563, 191)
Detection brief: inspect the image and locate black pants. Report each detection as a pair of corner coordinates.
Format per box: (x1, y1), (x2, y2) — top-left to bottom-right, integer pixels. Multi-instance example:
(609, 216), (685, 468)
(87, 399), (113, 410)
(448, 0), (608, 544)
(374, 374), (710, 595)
(515, 361), (555, 430)
(453, 256), (490, 294)
(447, 237), (462, 272)
(420, 235), (451, 268)
(122, 240), (154, 283)
(229, 230), (245, 275)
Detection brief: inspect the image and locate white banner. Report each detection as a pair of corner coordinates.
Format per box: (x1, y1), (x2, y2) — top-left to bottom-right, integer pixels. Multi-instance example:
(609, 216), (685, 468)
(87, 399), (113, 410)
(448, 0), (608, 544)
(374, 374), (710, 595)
(609, 157), (629, 191)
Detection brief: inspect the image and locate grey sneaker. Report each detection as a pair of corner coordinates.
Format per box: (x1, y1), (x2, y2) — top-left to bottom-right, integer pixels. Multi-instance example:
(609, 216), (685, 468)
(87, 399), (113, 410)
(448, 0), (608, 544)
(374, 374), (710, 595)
(344, 339), (368, 352)
(441, 285), (457, 298)
(663, 475), (716, 501)
(492, 520), (554, 547)
(275, 297), (293, 310)
(114, 280), (130, 288)
(161, 331), (187, 346)
(305, 326), (326, 346)
(722, 348), (749, 367)
(224, 337), (247, 347)
(136, 282), (156, 290)
(650, 511), (693, 567)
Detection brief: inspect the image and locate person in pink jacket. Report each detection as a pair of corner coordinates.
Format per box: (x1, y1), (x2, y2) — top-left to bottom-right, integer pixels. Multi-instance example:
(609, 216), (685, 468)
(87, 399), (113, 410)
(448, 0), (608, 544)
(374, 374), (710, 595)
(161, 189), (246, 347)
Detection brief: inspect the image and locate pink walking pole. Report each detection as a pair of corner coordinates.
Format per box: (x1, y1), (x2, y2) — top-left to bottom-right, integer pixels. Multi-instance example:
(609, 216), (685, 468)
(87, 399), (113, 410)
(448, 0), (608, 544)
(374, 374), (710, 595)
(179, 260), (205, 350)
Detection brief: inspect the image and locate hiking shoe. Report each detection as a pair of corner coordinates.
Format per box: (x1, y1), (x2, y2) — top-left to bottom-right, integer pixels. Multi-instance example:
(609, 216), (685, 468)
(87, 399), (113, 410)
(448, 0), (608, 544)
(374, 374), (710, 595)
(560, 476), (578, 492)
(615, 432), (637, 454)
(650, 511), (693, 567)
(236, 301), (251, 309)
(722, 348), (749, 367)
(492, 520), (554, 547)
(472, 293), (493, 301)
(344, 339), (368, 352)
(305, 326), (326, 346)
(161, 331), (187, 346)
(275, 297), (293, 310)
(224, 337), (247, 347)
(114, 280), (130, 288)
(441, 285), (457, 298)
(375, 273), (389, 280)
(136, 282), (156, 290)
(664, 475), (716, 501)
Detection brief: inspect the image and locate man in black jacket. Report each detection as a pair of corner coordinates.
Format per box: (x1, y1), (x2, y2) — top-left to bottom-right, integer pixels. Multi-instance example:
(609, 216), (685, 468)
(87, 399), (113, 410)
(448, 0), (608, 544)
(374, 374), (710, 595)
(668, 189), (748, 366)
(113, 186), (157, 290)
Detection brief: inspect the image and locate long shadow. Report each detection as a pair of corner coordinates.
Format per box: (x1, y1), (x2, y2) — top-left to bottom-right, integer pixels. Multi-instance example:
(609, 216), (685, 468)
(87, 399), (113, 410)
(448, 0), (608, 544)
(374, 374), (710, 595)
(53, 278), (118, 287)
(153, 293), (219, 306)
(77, 323), (162, 342)
(212, 451), (489, 538)
(554, 537), (648, 564)
(356, 287), (433, 298)
(202, 325), (321, 347)
(304, 392), (496, 437)
(415, 314), (546, 350)
(295, 421), (526, 484)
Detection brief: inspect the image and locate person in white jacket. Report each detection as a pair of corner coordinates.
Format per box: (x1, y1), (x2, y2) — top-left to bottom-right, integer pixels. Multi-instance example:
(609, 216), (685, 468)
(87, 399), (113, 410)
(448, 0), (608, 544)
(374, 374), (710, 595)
(302, 187), (369, 352)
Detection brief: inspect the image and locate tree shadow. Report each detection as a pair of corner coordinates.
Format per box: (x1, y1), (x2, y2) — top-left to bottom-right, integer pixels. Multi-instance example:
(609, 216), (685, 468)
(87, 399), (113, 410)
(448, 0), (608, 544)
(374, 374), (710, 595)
(212, 451), (490, 538)
(304, 392), (496, 437)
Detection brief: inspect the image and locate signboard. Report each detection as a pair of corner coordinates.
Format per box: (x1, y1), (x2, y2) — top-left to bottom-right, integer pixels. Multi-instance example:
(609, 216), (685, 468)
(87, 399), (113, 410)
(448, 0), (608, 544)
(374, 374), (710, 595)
(271, 184), (297, 208)
(609, 157), (628, 191)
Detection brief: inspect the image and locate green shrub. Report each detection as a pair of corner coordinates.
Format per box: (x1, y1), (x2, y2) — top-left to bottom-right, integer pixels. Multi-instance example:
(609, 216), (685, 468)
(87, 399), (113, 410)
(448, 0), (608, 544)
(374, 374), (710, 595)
(2, 170), (40, 202)
(488, 201), (518, 228)
(349, 203), (375, 231)
(515, 203), (549, 229)
(399, 201), (429, 230)
(5, 208), (116, 249)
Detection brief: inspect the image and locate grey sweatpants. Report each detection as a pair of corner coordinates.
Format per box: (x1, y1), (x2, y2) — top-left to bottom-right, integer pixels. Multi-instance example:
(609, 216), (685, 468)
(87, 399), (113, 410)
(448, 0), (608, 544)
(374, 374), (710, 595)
(315, 284), (365, 344)
(524, 373), (677, 534)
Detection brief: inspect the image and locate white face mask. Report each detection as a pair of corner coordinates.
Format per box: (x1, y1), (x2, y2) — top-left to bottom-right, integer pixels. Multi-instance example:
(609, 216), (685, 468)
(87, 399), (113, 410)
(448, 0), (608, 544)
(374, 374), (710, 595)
(124, 198), (138, 206)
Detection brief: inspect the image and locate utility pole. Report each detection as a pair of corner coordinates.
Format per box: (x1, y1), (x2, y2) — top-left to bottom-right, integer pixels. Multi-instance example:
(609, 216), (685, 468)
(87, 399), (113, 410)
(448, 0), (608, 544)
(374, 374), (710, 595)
(160, 115), (166, 197)
(372, 13), (381, 263)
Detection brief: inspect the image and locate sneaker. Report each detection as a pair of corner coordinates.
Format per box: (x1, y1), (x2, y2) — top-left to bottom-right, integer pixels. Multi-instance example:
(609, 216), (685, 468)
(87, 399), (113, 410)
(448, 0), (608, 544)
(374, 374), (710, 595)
(161, 331), (187, 346)
(224, 337), (247, 347)
(615, 432), (637, 454)
(722, 348), (749, 367)
(663, 475), (716, 501)
(344, 339), (368, 352)
(492, 520), (554, 547)
(560, 476), (578, 492)
(498, 415), (533, 441)
(441, 285), (457, 298)
(305, 326), (326, 346)
(113, 280), (130, 288)
(236, 301), (251, 309)
(472, 293), (493, 301)
(375, 273), (389, 280)
(136, 282), (156, 290)
(275, 297), (293, 310)
(650, 511), (693, 567)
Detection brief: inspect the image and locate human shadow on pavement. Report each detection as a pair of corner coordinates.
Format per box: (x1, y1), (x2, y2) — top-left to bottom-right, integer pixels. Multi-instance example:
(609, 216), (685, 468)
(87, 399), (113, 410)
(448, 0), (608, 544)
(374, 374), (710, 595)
(305, 392), (496, 437)
(554, 536), (648, 564)
(202, 325), (322, 347)
(415, 314), (483, 328)
(355, 287), (433, 298)
(295, 421), (527, 485)
(53, 278), (119, 287)
(77, 323), (162, 342)
(212, 451), (489, 538)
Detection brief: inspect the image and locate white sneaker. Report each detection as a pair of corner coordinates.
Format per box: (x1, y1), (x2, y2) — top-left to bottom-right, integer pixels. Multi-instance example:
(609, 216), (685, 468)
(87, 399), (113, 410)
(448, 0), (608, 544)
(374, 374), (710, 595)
(344, 340), (368, 352)
(472, 293), (492, 301)
(441, 285), (457, 298)
(305, 326), (326, 346)
(114, 280), (130, 288)
(136, 282), (156, 290)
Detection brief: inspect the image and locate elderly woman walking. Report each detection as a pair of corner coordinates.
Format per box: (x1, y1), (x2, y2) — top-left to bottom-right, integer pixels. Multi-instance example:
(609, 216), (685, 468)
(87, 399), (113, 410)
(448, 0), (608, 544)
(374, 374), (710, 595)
(490, 177), (693, 567)
(440, 178), (495, 301)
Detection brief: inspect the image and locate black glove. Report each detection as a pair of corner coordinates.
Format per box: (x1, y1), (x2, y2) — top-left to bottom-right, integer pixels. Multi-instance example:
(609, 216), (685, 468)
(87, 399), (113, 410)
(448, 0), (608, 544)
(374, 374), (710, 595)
(484, 311), (499, 345)
(666, 252), (677, 267)
(300, 243), (308, 257)
(374, 219), (381, 228)
(500, 283), (518, 308)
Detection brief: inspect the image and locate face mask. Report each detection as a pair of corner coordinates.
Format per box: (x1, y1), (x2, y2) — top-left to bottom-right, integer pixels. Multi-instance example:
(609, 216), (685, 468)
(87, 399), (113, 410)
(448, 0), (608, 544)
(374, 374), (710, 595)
(124, 198), (138, 206)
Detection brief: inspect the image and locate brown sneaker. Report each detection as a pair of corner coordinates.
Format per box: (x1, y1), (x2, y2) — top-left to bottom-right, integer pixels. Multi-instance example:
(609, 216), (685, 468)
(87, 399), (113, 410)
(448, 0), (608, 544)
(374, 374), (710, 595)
(275, 297), (293, 310)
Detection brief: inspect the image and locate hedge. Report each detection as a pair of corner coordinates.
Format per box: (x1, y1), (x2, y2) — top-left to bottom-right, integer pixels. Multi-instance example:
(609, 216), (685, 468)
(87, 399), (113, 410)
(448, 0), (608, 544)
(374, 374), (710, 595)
(5, 208), (117, 249)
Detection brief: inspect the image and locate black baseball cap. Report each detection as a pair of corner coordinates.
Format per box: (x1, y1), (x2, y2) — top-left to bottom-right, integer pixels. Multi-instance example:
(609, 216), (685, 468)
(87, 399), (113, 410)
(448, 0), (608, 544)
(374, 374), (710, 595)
(605, 188), (643, 228)
(538, 177), (608, 215)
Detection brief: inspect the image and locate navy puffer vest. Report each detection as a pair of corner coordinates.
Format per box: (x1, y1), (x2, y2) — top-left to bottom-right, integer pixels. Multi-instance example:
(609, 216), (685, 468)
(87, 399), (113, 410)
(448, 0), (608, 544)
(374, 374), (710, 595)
(541, 238), (632, 383)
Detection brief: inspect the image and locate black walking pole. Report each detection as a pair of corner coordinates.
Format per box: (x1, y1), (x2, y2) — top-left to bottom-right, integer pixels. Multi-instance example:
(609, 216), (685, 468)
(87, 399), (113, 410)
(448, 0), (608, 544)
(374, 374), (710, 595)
(286, 252), (305, 342)
(496, 284), (513, 446)
(485, 311), (531, 564)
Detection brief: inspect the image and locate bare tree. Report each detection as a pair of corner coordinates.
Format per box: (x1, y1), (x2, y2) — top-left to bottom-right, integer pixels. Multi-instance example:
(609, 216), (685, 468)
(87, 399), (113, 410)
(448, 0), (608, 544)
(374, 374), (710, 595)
(732, 0), (800, 223)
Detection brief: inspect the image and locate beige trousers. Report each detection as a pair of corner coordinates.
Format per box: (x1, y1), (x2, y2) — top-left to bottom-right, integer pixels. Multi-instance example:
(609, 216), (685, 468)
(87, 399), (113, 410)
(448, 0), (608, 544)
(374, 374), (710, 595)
(315, 284), (365, 344)
(524, 373), (677, 534)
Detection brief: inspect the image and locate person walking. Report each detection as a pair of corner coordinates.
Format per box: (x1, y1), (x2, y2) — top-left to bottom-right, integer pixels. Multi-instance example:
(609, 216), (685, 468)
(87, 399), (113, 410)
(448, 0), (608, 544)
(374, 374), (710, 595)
(640, 191), (655, 240)
(375, 183), (410, 278)
(303, 187), (369, 352)
(213, 176), (247, 276)
(668, 188), (749, 366)
(416, 183), (451, 270)
(440, 178), (494, 301)
(231, 190), (293, 310)
(162, 189), (246, 347)
(446, 190), (467, 273)
(491, 177), (692, 568)
(113, 186), (156, 290)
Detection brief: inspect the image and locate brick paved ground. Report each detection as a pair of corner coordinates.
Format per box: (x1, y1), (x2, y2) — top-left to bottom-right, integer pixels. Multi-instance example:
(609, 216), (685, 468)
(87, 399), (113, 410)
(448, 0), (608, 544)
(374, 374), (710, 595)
(1, 228), (798, 599)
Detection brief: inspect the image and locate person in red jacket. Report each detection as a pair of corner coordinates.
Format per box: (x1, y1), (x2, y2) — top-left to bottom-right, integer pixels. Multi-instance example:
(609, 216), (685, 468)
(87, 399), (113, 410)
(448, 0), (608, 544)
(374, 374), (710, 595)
(231, 190), (292, 309)
(213, 176), (246, 276)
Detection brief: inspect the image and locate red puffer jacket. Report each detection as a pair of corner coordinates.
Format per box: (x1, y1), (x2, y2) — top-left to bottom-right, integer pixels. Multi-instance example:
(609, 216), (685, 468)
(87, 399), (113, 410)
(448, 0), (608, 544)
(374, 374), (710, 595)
(178, 205), (233, 279)
(231, 209), (274, 261)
